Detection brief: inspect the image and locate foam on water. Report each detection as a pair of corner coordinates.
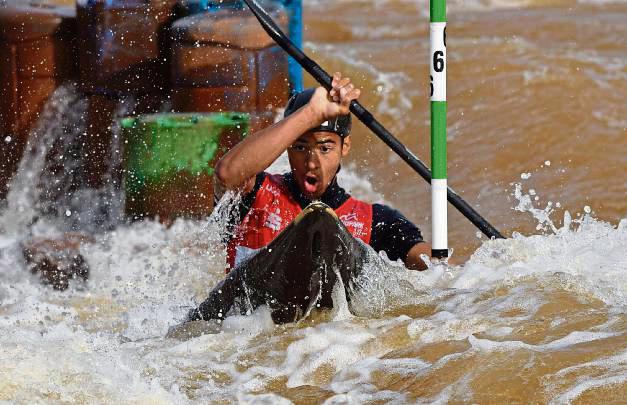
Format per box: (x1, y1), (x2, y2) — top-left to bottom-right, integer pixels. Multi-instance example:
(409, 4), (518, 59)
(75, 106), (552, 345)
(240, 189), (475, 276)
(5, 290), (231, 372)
(548, 350), (627, 404)
(577, 0), (627, 5)
(468, 181), (627, 305)
(2, 175), (626, 402)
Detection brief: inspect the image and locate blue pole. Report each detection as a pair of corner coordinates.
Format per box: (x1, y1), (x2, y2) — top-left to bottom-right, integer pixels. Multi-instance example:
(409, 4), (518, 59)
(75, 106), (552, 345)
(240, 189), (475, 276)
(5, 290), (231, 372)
(282, 0), (303, 94)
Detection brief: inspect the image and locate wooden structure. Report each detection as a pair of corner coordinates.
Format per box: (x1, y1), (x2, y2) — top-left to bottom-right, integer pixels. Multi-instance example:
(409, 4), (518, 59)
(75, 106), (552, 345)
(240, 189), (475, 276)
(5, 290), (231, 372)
(0, 4), (78, 199)
(170, 4), (290, 132)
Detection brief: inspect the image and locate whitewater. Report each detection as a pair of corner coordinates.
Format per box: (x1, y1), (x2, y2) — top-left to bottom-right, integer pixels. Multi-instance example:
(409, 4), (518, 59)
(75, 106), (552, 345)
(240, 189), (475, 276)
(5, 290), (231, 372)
(1, 142), (625, 402)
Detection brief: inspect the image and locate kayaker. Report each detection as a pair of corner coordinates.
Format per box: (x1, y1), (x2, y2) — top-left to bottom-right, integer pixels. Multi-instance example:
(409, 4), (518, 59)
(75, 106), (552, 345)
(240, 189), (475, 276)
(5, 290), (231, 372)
(214, 72), (432, 271)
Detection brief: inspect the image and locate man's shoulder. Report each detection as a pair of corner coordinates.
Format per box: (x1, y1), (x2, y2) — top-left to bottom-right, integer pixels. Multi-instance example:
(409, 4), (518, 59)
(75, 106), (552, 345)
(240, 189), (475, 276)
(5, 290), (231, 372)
(256, 172), (291, 194)
(372, 203), (405, 223)
(246, 172), (267, 195)
(369, 202), (423, 262)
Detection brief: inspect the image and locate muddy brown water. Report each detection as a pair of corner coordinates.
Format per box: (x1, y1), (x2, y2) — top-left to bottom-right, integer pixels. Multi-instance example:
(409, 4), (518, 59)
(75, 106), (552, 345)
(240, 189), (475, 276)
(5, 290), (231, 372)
(304, 0), (626, 259)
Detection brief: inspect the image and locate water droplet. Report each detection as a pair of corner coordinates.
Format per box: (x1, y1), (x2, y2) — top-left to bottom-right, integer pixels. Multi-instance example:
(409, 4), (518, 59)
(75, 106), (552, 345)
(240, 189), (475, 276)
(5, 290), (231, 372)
(65, 210), (72, 217)
(520, 172), (531, 180)
(584, 205), (591, 214)
(544, 160), (551, 166)
(4, 136), (11, 143)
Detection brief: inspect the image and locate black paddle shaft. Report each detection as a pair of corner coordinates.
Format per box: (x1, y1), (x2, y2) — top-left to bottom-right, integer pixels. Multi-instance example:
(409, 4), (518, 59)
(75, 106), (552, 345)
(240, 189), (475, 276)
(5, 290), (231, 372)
(242, 0), (504, 240)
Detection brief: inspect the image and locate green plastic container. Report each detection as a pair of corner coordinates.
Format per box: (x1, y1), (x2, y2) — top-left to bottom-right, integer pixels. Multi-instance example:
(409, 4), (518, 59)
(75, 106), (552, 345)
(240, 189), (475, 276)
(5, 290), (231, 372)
(121, 112), (249, 221)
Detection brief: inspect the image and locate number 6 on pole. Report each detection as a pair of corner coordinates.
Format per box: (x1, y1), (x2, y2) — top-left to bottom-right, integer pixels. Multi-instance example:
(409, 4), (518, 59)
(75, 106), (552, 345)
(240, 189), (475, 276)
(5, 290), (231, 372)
(430, 0), (448, 259)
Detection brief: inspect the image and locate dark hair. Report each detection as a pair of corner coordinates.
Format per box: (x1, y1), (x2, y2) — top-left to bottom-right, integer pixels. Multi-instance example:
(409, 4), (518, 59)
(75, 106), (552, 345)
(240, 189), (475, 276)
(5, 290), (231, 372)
(284, 88), (351, 137)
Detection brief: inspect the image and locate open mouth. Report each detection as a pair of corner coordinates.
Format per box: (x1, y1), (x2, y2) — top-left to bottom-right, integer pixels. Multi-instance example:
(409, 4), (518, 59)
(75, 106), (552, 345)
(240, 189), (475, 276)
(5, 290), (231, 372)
(304, 175), (318, 194)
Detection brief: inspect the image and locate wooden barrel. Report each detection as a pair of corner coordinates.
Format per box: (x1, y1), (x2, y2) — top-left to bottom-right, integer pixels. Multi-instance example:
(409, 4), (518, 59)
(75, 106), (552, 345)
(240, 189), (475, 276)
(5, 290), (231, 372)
(76, 0), (180, 96)
(121, 112), (249, 221)
(170, 4), (290, 133)
(0, 3), (78, 199)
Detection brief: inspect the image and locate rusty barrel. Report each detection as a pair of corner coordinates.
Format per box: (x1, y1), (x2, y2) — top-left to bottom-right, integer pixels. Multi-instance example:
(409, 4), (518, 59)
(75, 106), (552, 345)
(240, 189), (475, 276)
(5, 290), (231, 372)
(121, 112), (248, 221)
(76, 0), (180, 96)
(0, 3), (78, 199)
(170, 3), (290, 133)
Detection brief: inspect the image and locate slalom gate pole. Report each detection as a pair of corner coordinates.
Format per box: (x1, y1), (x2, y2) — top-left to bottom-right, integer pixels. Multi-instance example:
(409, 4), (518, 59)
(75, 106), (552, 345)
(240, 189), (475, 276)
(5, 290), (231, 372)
(430, 0), (448, 258)
(241, 0), (505, 240)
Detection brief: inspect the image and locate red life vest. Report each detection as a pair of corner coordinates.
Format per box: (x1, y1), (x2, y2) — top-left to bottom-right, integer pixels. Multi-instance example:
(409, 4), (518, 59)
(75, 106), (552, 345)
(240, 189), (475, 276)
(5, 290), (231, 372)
(226, 174), (373, 272)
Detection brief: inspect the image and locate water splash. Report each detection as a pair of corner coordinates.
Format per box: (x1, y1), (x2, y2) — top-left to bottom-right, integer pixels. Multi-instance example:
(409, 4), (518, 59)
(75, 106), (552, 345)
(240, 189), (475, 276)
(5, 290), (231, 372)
(1, 85), (137, 237)
(1, 84), (87, 237)
(512, 182), (561, 233)
(512, 179), (600, 237)
(349, 245), (432, 317)
(38, 94), (136, 233)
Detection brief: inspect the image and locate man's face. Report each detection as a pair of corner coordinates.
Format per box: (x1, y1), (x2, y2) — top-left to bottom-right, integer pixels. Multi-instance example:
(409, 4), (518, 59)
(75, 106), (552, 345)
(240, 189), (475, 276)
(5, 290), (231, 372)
(287, 131), (351, 199)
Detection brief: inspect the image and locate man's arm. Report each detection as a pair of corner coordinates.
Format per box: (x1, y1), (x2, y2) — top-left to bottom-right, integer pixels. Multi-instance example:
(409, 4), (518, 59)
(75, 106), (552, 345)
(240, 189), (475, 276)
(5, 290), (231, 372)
(370, 204), (431, 271)
(404, 242), (432, 271)
(214, 73), (360, 190)
(213, 173), (257, 204)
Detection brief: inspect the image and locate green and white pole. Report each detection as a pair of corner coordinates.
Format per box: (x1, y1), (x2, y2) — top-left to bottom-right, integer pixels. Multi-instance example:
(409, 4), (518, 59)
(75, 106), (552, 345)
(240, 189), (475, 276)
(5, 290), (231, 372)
(430, 0), (448, 259)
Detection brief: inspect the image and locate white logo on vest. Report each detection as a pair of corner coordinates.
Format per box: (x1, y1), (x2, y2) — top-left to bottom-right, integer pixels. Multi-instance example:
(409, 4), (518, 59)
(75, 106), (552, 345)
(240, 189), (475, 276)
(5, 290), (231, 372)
(264, 211), (282, 231)
(339, 212), (365, 237)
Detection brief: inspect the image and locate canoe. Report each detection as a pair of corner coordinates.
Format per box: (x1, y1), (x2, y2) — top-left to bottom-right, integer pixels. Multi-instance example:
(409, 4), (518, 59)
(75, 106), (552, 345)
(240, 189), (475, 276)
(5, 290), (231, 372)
(187, 201), (367, 324)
